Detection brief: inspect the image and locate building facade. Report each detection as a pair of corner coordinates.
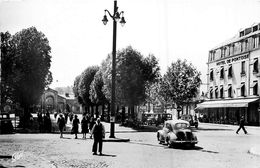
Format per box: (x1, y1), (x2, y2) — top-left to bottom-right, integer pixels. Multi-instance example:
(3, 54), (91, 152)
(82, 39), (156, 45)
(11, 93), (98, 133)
(197, 23), (260, 126)
(39, 88), (80, 114)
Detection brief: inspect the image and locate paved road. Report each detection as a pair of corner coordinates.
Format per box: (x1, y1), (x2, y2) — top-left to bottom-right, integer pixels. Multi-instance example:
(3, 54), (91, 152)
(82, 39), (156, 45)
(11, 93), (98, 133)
(0, 123), (260, 168)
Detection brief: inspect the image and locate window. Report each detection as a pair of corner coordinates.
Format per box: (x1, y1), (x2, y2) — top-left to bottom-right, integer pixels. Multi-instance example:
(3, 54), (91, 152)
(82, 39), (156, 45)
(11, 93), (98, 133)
(215, 87), (218, 98)
(230, 44), (234, 55)
(240, 31), (244, 37)
(210, 69), (214, 81)
(253, 36), (259, 49)
(210, 87), (213, 99)
(228, 84), (232, 98)
(220, 85), (224, 98)
(253, 25), (258, 32)
(241, 61), (246, 75)
(241, 83), (245, 97)
(252, 81), (258, 96)
(240, 41), (243, 52)
(228, 65), (232, 78)
(253, 58), (258, 73)
(221, 47), (226, 58)
(245, 40), (248, 51)
(220, 66), (224, 79)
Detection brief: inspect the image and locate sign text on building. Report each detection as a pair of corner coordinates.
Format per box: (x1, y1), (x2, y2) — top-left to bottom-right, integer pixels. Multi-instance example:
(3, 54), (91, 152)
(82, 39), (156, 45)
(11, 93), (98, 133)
(216, 54), (249, 66)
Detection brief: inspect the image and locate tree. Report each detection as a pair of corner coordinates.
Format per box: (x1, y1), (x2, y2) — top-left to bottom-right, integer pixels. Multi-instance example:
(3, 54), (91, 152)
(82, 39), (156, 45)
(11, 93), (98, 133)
(1, 27), (52, 127)
(101, 46), (160, 120)
(77, 66), (99, 116)
(73, 75), (83, 104)
(163, 59), (201, 118)
(0, 32), (16, 105)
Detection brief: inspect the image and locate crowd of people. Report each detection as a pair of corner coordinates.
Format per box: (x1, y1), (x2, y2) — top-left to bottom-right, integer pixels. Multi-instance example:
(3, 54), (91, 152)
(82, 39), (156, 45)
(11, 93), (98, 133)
(56, 113), (105, 155)
(37, 111), (52, 133)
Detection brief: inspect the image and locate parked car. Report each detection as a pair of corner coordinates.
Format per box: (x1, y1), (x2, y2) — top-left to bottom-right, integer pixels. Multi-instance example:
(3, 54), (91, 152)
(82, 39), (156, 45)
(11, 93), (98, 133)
(181, 115), (199, 128)
(157, 119), (198, 148)
(0, 113), (14, 134)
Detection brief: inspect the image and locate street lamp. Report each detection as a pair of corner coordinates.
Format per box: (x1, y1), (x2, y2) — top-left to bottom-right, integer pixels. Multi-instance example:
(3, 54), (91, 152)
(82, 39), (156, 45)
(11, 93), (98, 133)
(102, 0), (126, 138)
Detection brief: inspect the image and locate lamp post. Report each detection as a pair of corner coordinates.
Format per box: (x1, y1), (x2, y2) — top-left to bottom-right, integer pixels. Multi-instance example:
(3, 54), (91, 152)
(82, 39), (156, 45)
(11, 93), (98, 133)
(102, 0), (126, 138)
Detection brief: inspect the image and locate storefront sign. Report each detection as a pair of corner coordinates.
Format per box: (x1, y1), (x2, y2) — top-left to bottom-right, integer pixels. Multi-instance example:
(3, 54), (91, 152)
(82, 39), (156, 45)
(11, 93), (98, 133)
(216, 54), (249, 66)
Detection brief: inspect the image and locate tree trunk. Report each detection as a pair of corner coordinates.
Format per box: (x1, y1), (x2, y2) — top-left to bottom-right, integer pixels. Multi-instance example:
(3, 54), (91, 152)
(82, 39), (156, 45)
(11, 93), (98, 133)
(101, 104), (105, 121)
(128, 106), (131, 120)
(107, 103), (110, 122)
(122, 106), (126, 123)
(116, 105), (120, 122)
(131, 105), (135, 120)
(91, 105), (94, 118)
(95, 104), (99, 119)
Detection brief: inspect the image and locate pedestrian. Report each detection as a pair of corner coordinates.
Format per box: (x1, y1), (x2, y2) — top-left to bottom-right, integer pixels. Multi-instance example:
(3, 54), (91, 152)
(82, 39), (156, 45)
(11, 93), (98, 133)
(89, 117), (95, 139)
(91, 118), (105, 155)
(71, 115), (80, 139)
(81, 115), (89, 139)
(57, 114), (66, 138)
(236, 116), (248, 134)
(37, 112), (43, 132)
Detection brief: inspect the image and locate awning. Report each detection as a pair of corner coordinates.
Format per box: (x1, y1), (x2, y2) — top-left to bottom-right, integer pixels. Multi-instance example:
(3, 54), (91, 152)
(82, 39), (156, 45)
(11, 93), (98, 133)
(195, 98), (259, 110)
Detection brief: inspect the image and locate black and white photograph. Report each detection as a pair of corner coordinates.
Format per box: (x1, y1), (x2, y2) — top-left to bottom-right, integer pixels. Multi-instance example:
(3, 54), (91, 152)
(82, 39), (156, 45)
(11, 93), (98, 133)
(1, 0), (260, 167)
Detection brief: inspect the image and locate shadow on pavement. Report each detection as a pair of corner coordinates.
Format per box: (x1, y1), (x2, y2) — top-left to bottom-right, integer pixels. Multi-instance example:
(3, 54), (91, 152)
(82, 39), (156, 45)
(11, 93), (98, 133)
(168, 145), (219, 154)
(99, 154), (117, 157)
(61, 137), (71, 139)
(128, 141), (165, 148)
(192, 128), (233, 132)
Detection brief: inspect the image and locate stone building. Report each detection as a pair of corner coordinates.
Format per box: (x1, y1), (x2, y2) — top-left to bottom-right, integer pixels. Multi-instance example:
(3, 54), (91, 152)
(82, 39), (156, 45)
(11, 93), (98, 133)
(39, 88), (80, 114)
(196, 23), (260, 126)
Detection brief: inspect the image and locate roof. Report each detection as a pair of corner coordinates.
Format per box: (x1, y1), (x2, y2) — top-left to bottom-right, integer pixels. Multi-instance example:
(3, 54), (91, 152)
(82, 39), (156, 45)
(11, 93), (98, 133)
(210, 24), (260, 51)
(58, 94), (75, 100)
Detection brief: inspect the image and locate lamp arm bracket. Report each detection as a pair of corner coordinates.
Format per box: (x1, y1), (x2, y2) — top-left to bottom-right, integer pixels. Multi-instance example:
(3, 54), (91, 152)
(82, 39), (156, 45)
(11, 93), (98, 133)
(119, 11), (124, 16)
(104, 9), (114, 19)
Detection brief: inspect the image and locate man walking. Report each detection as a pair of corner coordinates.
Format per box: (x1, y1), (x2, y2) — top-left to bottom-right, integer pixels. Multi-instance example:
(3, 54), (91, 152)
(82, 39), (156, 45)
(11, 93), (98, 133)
(236, 116), (247, 134)
(91, 118), (105, 155)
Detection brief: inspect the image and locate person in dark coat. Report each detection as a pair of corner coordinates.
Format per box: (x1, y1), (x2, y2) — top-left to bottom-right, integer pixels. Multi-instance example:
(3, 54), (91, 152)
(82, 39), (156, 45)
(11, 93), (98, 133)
(236, 116), (248, 134)
(72, 115), (80, 139)
(91, 118), (105, 155)
(57, 114), (66, 138)
(81, 115), (89, 139)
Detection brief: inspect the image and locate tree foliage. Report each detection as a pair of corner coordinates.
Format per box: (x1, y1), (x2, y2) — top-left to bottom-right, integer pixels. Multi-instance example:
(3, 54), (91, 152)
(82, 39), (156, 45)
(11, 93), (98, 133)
(77, 66), (99, 106)
(101, 46), (160, 110)
(89, 69), (107, 105)
(1, 27), (52, 111)
(163, 59), (201, 106)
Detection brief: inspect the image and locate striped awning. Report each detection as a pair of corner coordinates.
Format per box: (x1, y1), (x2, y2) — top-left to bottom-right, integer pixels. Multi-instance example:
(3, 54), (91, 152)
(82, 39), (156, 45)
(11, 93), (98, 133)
(195, 98), (259, 110)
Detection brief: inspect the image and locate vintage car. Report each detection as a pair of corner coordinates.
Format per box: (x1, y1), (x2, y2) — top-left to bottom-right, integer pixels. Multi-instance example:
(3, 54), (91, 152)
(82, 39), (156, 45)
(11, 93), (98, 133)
(157, 119), (198, 147)
(181, 115), (199, 128)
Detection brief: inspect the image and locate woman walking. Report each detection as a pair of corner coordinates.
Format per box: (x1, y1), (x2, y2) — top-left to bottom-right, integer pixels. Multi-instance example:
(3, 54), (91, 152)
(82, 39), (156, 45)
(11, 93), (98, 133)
(72, 115), (80, 139)
(81, 115), (89, 139)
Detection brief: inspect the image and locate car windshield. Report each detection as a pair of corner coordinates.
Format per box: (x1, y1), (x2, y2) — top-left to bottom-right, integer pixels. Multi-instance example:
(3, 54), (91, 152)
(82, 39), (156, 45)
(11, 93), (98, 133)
(175, 123), (188, 129)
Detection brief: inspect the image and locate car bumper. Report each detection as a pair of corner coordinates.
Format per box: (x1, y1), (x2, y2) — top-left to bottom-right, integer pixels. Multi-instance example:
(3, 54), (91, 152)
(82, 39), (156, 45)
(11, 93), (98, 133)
(173, 140), (198, 144)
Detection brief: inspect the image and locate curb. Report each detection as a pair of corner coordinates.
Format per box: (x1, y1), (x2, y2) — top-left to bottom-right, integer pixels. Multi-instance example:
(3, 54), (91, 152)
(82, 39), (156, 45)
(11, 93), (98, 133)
(248, 147), (260, 156)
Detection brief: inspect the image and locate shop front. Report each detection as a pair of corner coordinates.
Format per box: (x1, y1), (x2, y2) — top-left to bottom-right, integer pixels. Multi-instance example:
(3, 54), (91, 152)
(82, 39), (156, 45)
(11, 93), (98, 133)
(196, 98), (260, 126)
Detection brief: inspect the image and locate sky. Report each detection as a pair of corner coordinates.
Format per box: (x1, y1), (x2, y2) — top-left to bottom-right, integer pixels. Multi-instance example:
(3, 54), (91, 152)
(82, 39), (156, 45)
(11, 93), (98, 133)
(1, 0), (260, 90)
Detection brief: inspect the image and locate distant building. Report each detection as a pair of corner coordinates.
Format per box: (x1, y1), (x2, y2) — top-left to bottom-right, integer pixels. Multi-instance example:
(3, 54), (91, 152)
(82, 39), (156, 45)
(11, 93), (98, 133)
(196, 23), (260, 126)
(39, 88), (80, 113)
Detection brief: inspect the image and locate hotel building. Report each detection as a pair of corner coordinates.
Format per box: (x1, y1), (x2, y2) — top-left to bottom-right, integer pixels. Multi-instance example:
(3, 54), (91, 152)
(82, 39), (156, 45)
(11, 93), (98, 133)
(196, 23), (260, 126)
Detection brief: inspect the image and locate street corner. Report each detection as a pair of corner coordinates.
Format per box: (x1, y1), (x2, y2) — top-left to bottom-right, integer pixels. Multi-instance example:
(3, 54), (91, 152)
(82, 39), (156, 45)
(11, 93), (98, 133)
(248, 146), (260, 156)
